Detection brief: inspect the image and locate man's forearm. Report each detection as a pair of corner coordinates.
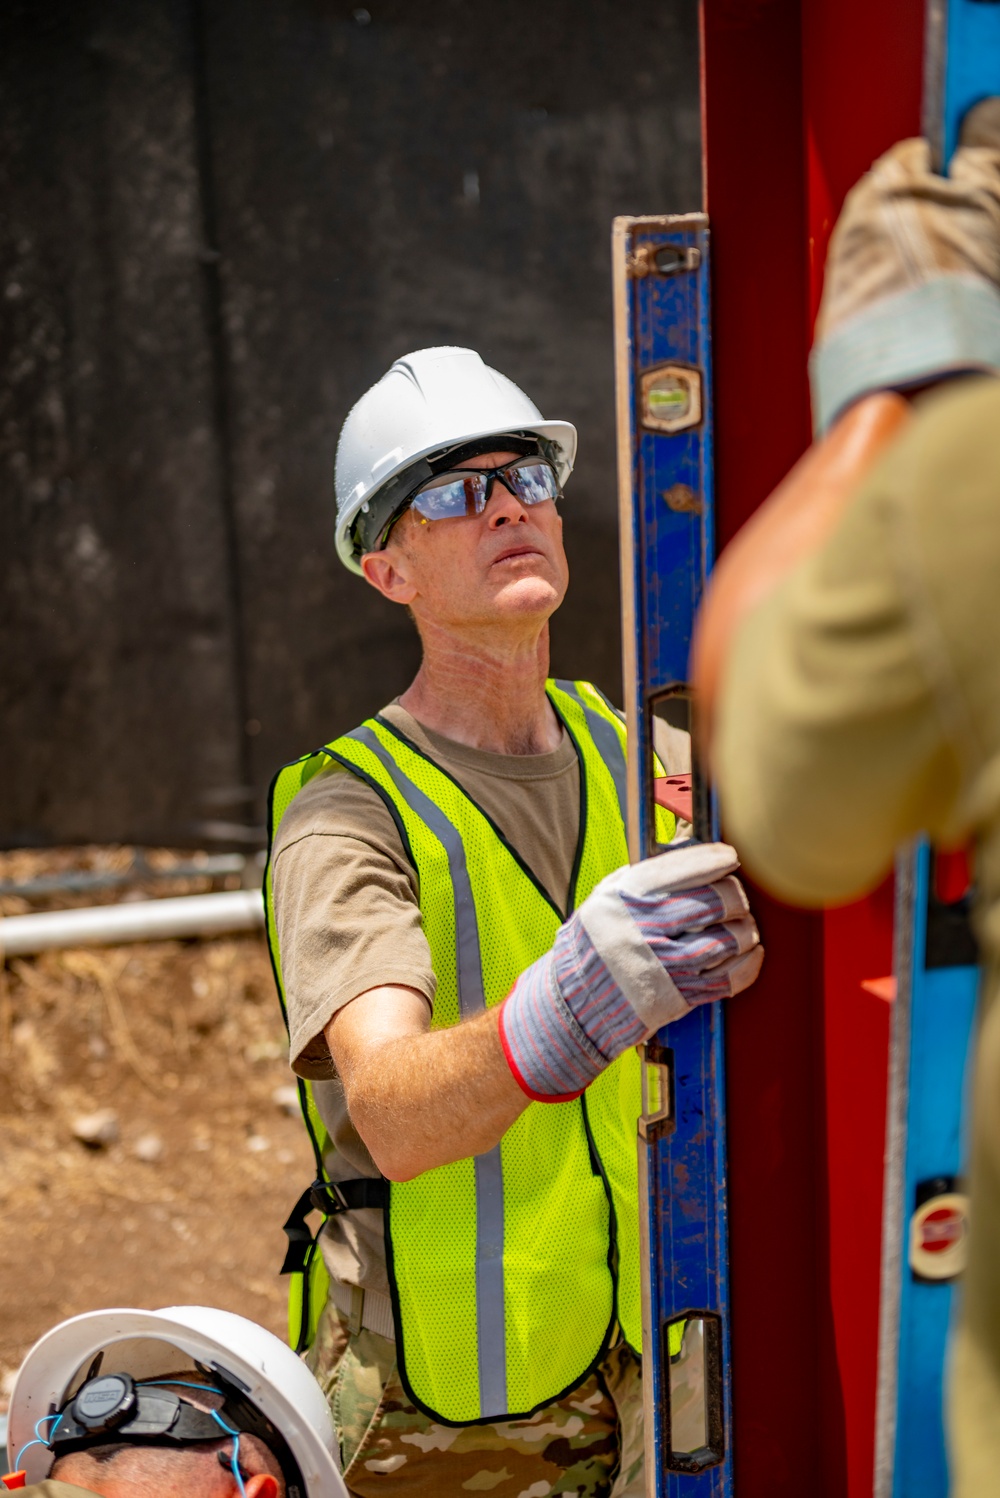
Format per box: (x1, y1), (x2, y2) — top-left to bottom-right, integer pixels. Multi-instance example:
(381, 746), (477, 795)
(327, 850), (763, 1181)
(327, 989), (527, 1181)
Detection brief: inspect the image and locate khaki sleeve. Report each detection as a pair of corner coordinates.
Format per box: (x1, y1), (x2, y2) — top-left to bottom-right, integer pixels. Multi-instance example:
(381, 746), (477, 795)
(271, 765), (437, 1079)
(715, 435), (964, 907)
(652, 718), (692, 776)
(651, 718), (693, 839)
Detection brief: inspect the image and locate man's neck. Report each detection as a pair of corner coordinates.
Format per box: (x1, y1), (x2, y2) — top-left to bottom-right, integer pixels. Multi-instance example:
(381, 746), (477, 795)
(398, 620), (562, 756)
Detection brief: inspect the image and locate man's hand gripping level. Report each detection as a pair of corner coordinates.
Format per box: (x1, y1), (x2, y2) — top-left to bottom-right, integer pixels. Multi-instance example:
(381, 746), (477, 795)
(498, 842), (763, 1102)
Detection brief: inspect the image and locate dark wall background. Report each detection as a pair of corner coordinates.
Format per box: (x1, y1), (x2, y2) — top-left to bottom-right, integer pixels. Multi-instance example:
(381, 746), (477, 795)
(1, 0), (700, 846)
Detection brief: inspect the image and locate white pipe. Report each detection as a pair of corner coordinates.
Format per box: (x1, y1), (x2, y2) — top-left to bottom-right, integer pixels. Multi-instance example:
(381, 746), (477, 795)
(0, 889), (265, 958)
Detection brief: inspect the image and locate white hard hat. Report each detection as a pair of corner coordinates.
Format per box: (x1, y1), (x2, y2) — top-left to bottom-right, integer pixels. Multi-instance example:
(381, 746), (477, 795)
(334, 345), (578, 573)
(6, 1305), (346, 1496)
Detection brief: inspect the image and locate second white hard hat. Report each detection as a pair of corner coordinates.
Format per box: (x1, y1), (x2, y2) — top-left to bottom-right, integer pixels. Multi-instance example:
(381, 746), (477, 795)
(334, 346), (578, 573)
(6, 1304), (346, 1496)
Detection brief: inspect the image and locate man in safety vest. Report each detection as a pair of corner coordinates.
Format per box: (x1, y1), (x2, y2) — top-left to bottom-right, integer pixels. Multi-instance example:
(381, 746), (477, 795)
(267, 347), (764, 1496)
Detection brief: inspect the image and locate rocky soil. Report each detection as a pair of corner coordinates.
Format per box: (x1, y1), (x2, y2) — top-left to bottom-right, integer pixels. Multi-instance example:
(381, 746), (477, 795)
(0, 846), (315, 1401)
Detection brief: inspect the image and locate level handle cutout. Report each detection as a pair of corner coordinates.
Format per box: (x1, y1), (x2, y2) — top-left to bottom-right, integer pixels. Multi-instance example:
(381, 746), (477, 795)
(663, 1311), (725, 1472)
(647, 685), (711, 855)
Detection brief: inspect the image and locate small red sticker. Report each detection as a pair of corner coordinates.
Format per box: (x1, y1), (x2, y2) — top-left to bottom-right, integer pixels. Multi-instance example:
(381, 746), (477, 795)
(909, 1193), (970, 1280)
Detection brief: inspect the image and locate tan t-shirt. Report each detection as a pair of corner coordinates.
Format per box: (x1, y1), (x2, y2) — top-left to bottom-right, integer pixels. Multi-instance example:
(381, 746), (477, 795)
(271, 699), (690, 1292)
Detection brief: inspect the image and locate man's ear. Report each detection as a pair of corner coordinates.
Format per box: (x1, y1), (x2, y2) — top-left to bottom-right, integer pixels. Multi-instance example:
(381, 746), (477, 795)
(244, 1474), (279, 1498)
(359, 545), (418, 605)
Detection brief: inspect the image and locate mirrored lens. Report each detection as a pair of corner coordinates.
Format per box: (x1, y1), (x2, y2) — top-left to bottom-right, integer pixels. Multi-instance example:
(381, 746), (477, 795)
(506, 460), (560, 505)
(411, 471), (488, 521)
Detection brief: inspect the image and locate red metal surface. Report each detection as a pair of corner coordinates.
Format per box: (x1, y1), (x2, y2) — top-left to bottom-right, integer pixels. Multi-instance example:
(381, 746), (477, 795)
(935, 846), (973, 905)
(701, 1), (924, 1492)
(803, 1), (925, 327)
(653, 773), (693, 824)
(701, 6), (823, 1489)
(805, 5), (923, 1494)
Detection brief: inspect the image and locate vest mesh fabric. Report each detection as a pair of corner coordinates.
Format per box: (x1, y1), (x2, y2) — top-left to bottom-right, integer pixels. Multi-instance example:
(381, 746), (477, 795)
(547, 683), (653, 1355)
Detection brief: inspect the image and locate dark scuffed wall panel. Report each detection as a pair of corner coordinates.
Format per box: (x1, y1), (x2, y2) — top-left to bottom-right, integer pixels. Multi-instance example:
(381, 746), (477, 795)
(199, 0), (701, 801)
(1, 0), (699, 844)
(0, 1), (245, 846)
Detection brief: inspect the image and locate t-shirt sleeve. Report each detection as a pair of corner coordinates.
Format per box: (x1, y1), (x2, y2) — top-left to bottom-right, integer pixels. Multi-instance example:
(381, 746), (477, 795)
(271, 765), (437, 1079)
(652, 718), (692, 776)
(714, 426), (965, 907)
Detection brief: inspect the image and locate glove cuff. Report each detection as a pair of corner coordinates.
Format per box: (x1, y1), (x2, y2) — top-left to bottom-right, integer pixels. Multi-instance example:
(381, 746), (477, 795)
(496, 995), (587, 1104)
(497, 944), (605, 1103)
(810, 273), (1000, 434)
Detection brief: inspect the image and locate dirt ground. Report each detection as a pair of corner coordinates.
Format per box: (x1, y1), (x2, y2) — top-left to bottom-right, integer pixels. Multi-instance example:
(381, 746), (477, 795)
(0, 846), (316, 1400)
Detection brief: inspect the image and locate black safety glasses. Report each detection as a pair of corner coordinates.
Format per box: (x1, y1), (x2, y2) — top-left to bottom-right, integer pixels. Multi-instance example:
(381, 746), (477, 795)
(380, 456), (560, 547)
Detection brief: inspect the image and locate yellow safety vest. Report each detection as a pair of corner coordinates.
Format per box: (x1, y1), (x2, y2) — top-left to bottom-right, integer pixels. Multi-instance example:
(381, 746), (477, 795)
(265, 679), (676, 1425)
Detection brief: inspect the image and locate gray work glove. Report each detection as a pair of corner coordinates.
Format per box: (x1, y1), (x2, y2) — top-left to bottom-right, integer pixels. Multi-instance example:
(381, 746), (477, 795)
(811, 99), (1000, 433)
(498, 842), (764, 1101)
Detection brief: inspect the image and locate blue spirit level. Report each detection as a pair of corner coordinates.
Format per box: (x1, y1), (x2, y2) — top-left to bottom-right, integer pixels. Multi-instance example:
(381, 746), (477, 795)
(876, 845), (978, 1498)
(612, 213), (732, 1498)
(874, 5), (997, 1493)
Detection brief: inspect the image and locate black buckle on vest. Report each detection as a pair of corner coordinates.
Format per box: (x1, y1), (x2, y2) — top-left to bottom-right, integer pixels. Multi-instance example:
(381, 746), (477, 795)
(310, 1180), (351, 1216)
(310, 1177), (388, 1216)
(280, 1178), (388, 1276)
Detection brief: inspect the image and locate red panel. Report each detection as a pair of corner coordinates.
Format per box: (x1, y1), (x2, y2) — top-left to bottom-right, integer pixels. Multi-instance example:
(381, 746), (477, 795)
(701, 0), (812, 544)
(803, 0), (925, 325)
(936, 847), (972, 905)
(803, 6), (923, 1495)
(702, 1), (924, 1493)
(701, 4), (825, 1491)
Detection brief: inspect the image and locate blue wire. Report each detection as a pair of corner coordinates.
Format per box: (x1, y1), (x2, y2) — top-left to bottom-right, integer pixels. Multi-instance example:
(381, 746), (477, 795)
(140, 1386), (248, 1496)
(139, 1379), (217, 1392)
(13, 1439), (46, 1469)
(15, 1380), (209, 1466)
(209, 1409), (247, 1498)
(15, 1412), (64, 1469)
(14, 1378), (249, 1494)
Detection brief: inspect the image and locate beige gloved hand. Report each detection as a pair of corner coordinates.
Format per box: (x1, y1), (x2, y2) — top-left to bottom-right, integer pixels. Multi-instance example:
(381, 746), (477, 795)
(811, 99), (1000, 433)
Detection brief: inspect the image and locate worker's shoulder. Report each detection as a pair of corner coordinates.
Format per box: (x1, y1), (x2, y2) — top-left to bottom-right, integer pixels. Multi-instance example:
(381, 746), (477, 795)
(862, 375), (1000, 592)
(913, 369), (1000, 428)
(271, 752), (401, 856)
(884, 375), (1000, 504)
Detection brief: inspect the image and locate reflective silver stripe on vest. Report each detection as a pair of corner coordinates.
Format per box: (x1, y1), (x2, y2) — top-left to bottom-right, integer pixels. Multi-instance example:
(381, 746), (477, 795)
(348, 728), (483, 1022)
(346, 726), (508, 1416)
(553, 681), (628, 828)
(474, 1151), (506, 1416)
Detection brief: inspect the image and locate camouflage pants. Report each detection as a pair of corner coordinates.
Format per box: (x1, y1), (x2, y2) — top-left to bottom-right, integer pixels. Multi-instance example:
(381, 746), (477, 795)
(307, 1298), (645, 1497)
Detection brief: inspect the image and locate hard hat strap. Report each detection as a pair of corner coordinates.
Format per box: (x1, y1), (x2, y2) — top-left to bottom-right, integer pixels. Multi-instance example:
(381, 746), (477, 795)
(43, 1372), (306, 1498)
